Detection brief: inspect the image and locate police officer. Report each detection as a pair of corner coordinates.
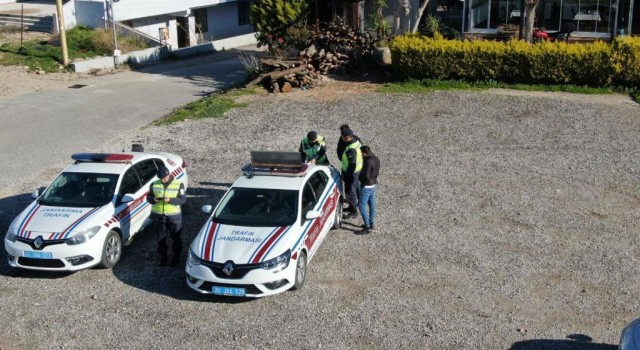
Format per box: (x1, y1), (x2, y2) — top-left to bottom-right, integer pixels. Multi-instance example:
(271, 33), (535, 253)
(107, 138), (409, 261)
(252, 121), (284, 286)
(299, 131), (329, 165)
(336, 124), (362, 160)
(146, 166), (186, 266)
(340, 128), (363, 219)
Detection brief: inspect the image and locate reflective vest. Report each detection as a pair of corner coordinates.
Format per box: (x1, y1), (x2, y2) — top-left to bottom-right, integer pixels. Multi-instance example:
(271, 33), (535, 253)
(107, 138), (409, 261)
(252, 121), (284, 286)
(151, 179), (182, 215)
(301, 135), (327, 163)
(341, 140), (363, 172)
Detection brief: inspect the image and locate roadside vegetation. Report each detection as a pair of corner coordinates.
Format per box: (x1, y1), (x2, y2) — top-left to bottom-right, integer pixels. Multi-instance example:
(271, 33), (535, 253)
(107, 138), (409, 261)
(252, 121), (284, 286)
(154, 88), (261, 125)
(0, 25), (148, 72)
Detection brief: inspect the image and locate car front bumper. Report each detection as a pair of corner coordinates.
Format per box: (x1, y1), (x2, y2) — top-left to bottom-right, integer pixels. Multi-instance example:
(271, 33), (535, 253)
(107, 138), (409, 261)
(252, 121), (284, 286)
(185, 255), (298, 298)
(4, 237), (103, 272)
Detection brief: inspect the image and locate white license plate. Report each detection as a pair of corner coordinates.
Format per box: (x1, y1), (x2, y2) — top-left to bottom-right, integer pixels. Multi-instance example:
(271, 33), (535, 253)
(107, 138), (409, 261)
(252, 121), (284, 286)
(24, 251), (53, 259)
(212, 286), (246, 297)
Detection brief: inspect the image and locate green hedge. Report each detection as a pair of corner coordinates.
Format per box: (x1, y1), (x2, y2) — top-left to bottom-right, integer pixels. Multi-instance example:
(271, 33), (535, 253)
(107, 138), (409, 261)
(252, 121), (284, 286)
(390, 34), (640, 87)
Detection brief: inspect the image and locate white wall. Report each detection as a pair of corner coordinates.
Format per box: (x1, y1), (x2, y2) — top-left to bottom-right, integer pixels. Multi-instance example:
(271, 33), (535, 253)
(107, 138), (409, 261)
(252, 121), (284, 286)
(73, 0), (104, 29)
(203, 2), (254, 40)
(131, 15), (178, 48)
(107, 0), (236, 21)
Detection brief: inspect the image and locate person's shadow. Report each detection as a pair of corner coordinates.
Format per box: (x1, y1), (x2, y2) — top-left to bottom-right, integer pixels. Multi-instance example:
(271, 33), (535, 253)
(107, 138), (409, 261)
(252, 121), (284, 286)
(110, 183), (251, 303)
(510, 334), (617, 350)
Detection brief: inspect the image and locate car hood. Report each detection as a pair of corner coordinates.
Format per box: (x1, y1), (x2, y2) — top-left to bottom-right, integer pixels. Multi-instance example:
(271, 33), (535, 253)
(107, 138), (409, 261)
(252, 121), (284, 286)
(11, 202), (106, 240)
(193, 221), (295, 264)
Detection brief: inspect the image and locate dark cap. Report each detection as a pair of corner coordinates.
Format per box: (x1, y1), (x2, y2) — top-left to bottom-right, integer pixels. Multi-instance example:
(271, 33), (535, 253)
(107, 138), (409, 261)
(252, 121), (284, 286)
(341, 128), (353, 137)
(339, 124), (350, 131)
(157, 166), (170, 178)
(307, 131), (318, 141)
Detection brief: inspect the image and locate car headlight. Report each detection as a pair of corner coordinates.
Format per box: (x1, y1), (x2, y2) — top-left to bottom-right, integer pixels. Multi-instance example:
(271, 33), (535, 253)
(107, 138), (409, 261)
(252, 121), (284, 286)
(5, 227), (17, 243)
(259, 249), (291, 272)
(188, 249), (201, 266)
(65, 226), (101, 245)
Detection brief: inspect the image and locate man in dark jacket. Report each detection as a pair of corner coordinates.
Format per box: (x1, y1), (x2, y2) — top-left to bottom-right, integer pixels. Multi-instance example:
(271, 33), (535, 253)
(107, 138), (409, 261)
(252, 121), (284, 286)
(358, 145), (380, 234)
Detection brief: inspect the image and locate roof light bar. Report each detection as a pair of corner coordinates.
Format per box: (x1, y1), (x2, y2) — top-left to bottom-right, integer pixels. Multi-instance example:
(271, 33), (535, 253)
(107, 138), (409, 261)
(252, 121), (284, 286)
(71, 153), (134, 163)
(242, 151), (308, 176)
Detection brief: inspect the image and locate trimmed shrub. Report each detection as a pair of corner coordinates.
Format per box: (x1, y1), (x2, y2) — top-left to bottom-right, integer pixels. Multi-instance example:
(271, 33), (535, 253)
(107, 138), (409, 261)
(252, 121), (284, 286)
(390, 35), (622, 87)
(612, 36), (640, 87)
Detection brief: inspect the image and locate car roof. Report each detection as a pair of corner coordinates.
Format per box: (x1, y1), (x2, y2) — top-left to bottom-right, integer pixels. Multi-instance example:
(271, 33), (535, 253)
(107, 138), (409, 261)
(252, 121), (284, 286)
(232, 172), (305, 191)
(63, 152), (167, 174)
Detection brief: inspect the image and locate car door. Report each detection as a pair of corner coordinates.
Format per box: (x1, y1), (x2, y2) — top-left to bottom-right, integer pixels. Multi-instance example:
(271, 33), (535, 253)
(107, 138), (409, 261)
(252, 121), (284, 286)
(131, 159), (160, 234)
(302, 170), (330, 260)
(116, 166), (145, 241)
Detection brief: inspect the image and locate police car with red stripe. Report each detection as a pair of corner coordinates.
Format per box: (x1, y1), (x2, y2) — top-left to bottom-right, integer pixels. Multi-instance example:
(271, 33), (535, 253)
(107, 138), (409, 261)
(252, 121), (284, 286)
(186, 151), (342, 298)
(4, 150), (188, 271)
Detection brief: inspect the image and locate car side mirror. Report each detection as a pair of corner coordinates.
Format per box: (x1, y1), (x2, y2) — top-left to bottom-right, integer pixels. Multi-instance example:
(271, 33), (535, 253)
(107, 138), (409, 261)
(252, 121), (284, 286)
(121, 194), (136, 203)
(31, 188), (41, 199)
(305, 210), (322, 220)
(202, 205), (213, 214)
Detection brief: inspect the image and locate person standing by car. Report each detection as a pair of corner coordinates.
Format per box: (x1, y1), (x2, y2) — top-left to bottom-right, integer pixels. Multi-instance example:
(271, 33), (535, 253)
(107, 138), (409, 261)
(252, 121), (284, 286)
(340, 128), (363, 219)
(358, 145), (380, 234)
(146, 166), (186, 266)
(299, 131), (329, 165)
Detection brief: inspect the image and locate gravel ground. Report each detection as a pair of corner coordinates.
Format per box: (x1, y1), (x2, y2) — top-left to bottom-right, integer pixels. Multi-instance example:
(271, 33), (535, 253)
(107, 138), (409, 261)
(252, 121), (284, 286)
(0, 87), (639, 350)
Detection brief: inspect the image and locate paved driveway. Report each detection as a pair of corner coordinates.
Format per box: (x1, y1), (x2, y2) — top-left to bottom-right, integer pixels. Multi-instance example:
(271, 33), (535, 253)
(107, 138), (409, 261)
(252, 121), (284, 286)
(0, 48), (255, 192)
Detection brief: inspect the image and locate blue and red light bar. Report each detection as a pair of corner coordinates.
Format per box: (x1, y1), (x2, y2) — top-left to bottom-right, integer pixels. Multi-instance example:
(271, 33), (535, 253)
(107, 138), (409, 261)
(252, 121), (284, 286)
(71, 153), (134, 163)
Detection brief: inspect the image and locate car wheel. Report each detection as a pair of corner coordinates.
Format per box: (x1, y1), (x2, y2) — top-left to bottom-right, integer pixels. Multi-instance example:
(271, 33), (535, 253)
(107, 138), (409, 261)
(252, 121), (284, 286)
(98, 230), (122, 269)
(291, 251), (307, 291)
(332, 198), (343, 230)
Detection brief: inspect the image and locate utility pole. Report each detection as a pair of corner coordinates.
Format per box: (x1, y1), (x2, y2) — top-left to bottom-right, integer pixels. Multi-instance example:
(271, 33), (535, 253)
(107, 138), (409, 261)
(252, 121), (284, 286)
(55, 0), (69, 65)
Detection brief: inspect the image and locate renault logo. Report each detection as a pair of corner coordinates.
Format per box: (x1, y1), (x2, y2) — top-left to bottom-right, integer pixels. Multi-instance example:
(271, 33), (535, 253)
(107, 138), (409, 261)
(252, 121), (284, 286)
(34, 236), (44, 249)
(223, 261), (234, 276)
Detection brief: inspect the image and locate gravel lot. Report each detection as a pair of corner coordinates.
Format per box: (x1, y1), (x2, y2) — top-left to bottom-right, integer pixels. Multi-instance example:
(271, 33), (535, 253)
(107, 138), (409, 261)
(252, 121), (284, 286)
(0, 85), (639, 349)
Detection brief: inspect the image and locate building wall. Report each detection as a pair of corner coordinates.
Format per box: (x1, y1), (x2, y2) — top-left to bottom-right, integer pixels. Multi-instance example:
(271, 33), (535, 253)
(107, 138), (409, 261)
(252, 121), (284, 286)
(74, 0), (105, 29)
(130, 15), (178, 48)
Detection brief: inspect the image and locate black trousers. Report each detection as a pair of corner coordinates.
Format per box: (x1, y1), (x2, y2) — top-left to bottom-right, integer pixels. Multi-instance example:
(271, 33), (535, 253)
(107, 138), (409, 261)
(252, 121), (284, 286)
(155, 220), (182, 257)
(343, 173), (361, 210)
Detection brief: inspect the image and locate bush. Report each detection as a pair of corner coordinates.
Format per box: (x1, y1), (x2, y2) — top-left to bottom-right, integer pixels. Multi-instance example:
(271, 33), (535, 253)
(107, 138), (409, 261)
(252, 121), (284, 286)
(390, 35), (619, 87)
(612, 36), (640, 88)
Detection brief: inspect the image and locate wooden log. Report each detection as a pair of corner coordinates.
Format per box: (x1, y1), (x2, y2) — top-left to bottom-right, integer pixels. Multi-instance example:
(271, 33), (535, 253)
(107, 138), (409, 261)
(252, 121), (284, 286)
(268, 66), (306, 81)
(246, 73), (269, 88)
(280, 82), (292, 93)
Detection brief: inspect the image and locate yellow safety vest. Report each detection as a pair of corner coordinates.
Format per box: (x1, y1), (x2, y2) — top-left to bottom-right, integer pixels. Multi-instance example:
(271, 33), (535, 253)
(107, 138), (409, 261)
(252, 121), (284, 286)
(151, 179), (182, 215)
(301, 135), (327, 163)
(341, 140), (363, 172)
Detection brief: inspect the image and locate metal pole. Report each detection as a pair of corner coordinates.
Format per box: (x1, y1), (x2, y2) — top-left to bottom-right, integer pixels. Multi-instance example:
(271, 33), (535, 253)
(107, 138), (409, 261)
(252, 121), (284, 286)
(109, 0), (119, 67)
(20, 4), (24, 49)
(461, 0), (467, 39)
(519, 0), (525, 39)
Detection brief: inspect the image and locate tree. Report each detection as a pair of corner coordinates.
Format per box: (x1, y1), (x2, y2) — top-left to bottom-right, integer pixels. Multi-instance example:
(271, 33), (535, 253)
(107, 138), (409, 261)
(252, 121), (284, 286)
(411, 0), (431, 33)
(523, 0), (541, 43)
(250, 0), (309, 53)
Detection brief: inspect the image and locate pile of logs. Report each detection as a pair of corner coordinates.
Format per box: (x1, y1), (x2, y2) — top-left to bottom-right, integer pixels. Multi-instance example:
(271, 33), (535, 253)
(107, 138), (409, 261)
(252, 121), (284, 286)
(246, 21), (376, 93)
(245, 58), (322, 93)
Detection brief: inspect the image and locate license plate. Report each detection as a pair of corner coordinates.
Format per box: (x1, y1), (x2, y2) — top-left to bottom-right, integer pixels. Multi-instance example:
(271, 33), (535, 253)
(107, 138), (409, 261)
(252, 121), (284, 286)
(24, 251), (53, 259)
(212, 286), (246, 297)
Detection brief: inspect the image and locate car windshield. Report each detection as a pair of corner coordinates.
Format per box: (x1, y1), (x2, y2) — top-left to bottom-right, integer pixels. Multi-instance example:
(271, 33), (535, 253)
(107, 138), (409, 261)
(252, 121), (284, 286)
(39, 172), (119, 207)
(213, 188), (298, 227)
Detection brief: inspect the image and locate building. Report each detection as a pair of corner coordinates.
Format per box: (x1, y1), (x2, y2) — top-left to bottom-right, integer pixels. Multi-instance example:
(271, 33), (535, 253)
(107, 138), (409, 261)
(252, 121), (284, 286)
(455, 0), (637, 38)
(65, 0), (257, 49)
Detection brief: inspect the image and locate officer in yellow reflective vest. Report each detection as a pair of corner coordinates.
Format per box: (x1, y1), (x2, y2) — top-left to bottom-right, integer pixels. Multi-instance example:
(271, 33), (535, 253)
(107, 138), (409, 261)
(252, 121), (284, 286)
(299, 131), (329, 165)
(146, 166), (186, 266)
(340, 128), (363, 219)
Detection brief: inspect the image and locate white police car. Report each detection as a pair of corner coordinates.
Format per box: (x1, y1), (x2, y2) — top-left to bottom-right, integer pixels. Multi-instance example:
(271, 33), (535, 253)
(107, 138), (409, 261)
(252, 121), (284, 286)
(186, 151), (342, 298)
(4, 151), (188, 271)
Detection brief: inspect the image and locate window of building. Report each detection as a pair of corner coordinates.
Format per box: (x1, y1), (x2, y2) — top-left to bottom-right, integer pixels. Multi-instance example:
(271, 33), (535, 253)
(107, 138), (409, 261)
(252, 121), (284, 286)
(238, 1), (251, 26)
(194, 8), (208, 33)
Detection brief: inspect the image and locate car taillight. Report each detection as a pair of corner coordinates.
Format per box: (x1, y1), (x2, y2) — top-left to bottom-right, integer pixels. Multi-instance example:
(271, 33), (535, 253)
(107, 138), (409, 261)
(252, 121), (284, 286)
(182, 160), (187, 168)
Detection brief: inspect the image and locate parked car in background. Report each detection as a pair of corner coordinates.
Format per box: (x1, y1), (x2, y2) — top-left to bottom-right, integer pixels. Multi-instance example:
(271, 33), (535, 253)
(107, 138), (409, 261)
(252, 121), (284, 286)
(4, 150), (188, 271)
